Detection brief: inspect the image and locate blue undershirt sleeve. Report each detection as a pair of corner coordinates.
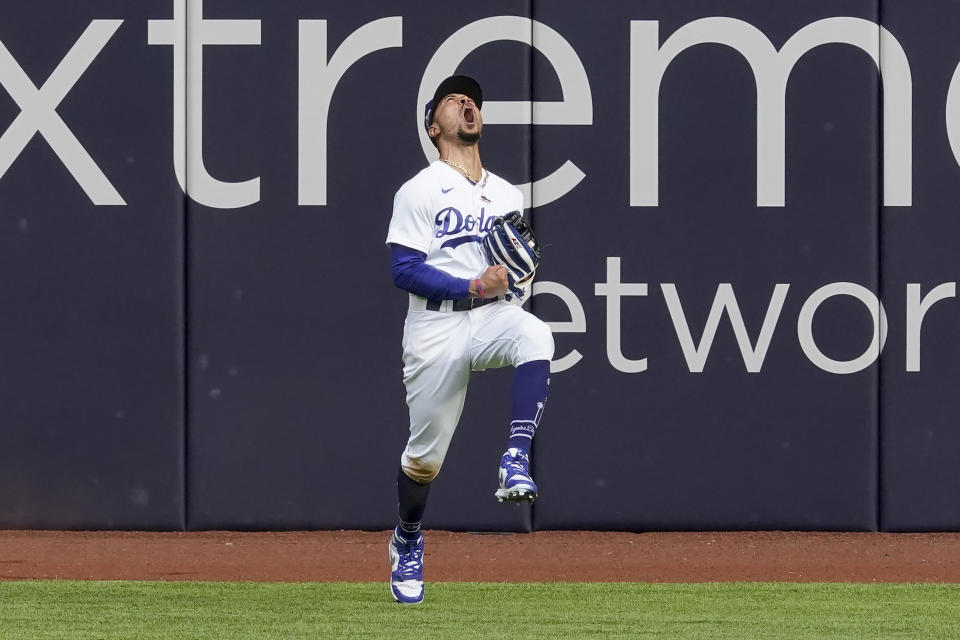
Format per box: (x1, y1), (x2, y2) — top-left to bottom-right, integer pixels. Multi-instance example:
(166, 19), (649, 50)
(390, 244), (472, 300)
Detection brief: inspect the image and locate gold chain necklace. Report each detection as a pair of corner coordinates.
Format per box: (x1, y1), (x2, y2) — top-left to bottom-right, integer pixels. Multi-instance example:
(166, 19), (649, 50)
(441, 158), (482, 183)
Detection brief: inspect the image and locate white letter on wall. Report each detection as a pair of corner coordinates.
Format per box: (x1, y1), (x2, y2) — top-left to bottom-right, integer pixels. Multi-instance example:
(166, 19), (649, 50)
(0, 21), (124, 204)
(595, 257), (648, 373)
(661, 283), (789, 373)
(797, 282), (888, 374)
(905, 282), (955, 372)
(149, 0), (261, 209)
(299, 18), (402, 206)
(419, 16), (592, 208)
(630, 17), (911, 207)
(531, 281), (587, 373)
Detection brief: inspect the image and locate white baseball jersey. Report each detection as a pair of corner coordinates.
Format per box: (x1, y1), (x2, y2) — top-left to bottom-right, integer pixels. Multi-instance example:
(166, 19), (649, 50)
(385, 160), (553, 484)
(386, 160), (524, 284)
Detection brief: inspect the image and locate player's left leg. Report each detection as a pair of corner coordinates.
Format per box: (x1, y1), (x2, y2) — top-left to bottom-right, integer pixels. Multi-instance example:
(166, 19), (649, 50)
(495, 358), (550, 501)
(469, 302), (554, 502)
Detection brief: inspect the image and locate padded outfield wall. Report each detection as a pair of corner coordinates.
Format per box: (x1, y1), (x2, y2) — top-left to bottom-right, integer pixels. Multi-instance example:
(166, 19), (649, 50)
(1, 0), (959, 532)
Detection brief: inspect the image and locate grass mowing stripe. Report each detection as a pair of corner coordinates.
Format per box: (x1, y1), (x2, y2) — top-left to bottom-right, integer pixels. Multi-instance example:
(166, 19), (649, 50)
(1, 582), (959, 640)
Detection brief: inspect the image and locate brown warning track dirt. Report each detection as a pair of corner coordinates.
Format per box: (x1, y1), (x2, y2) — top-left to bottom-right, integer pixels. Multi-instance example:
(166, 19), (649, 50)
(2, 530), (960, 583)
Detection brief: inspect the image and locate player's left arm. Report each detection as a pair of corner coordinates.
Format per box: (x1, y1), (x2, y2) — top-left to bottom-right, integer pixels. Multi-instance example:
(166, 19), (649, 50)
(485, 193), (538, 304)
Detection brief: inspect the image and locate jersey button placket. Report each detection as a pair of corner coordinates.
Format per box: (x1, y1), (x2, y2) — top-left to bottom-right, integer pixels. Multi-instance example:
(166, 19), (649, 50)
(472, 182), (485, 265)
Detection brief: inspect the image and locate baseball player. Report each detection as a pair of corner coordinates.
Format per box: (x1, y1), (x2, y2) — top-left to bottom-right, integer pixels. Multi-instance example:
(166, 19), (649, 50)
(385, 75), (554, 604)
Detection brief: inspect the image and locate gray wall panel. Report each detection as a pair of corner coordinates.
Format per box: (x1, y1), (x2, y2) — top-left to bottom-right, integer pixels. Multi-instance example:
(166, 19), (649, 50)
(0, 2), (184, 529)
(530, 0), (880, 530)
(7, 0), (960, 533)
(184, 0), (533, 531)
(879, 0), (960, 532)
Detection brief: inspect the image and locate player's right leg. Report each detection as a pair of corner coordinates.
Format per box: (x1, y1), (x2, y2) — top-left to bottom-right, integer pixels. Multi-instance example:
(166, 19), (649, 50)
(390, 309), (471, 604)
(399, 310), (472, 484)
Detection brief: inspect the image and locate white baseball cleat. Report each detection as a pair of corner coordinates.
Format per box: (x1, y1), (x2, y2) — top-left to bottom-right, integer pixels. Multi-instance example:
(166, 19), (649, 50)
(388, 527), (424, 604)
(495, 448), (538, 503)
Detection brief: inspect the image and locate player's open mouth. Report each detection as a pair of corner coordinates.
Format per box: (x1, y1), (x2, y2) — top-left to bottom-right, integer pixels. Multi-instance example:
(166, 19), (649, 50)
(463, 106), (475, 124)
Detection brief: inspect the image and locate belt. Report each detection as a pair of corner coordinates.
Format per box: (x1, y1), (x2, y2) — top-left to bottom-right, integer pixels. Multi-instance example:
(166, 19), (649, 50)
(427, 294), (511, 312)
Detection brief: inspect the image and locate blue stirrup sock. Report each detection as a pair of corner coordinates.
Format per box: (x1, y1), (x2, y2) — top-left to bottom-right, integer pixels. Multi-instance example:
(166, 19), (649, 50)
(507, 360), (550, 454)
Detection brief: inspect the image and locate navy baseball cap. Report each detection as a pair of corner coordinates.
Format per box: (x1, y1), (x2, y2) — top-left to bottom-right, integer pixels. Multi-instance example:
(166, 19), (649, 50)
(423, 75), (483, 133)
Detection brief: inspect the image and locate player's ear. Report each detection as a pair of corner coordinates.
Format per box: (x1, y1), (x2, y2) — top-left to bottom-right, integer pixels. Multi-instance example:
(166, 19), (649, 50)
(428, 123), (441, 146)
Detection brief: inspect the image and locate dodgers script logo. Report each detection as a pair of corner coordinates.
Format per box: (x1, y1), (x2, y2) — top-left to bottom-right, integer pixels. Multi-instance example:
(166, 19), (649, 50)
(434, 207), (496, 238)
(434, 207), (497, 249)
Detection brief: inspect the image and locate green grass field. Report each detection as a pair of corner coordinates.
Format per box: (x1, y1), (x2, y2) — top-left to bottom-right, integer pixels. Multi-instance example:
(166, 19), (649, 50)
(1, 581), (959, 639)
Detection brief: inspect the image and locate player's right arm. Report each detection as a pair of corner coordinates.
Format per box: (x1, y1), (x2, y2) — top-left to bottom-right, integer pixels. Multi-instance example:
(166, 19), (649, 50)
(390, 244), (509, 299)
(390, 243), (470, 299)
(386, 176), (506, 299)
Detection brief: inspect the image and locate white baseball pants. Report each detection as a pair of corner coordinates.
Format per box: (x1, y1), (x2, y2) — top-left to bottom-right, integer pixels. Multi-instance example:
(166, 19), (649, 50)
(399, 297), (554, 483)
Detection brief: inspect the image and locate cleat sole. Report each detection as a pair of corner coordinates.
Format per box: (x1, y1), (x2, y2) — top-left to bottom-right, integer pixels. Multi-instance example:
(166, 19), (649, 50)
(494, 487), (539, 503)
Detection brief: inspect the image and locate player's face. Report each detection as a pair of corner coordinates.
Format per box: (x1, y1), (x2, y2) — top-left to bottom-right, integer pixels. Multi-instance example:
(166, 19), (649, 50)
(432, 93), (482, 144)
